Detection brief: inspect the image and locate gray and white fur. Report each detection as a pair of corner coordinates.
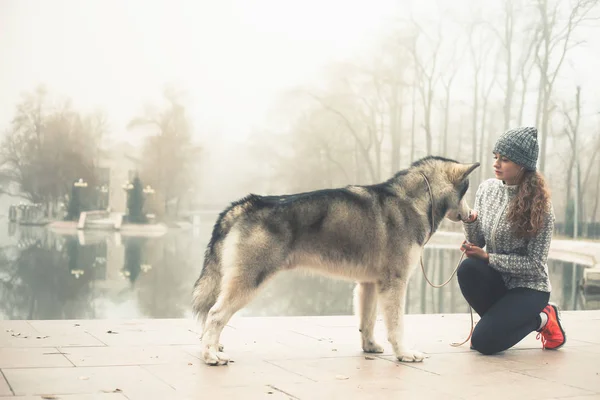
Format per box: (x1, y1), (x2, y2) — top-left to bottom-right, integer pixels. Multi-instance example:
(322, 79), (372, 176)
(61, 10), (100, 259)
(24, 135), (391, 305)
(192, 156), (479, 365)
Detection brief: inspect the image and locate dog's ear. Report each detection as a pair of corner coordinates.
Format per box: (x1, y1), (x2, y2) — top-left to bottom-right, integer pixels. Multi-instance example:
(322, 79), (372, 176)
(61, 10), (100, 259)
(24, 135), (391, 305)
(449, 162), (480, 183)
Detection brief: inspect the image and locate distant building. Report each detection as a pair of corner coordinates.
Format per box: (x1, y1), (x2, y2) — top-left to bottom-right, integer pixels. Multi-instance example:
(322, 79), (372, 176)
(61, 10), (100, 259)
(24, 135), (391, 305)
(97, 141), (141, 214)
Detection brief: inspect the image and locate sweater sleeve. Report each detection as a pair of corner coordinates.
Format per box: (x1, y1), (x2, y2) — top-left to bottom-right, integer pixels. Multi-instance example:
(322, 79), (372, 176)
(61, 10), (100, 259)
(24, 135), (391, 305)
(462, 182), (486, 248)
(488, 208), (554, 278)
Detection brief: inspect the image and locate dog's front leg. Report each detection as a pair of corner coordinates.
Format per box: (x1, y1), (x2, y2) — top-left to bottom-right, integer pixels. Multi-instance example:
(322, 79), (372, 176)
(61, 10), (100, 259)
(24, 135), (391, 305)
(378, 279), (425, 362)
(354, 282), (384, 353)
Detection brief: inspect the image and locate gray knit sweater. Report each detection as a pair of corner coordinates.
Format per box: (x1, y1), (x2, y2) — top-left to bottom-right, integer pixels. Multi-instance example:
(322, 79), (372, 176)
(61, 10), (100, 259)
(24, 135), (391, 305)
(462, 178), (554, 292)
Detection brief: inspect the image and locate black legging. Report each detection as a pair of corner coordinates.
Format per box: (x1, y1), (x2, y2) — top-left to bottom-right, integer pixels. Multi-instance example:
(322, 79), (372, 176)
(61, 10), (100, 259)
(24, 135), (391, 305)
(457, 258), (550, 355)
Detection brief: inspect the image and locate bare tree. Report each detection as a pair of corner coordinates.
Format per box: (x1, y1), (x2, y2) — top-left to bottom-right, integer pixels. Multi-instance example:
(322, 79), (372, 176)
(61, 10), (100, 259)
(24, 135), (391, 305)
(591, 151), (600, 228)
(308, 92), (379, 183)
(438, 45), (462, 158)
(128, 87), (201, 217)
(534, 0), (598, 173)
(581, 135), (600, 234)
(487, 0), (541, 130)
(407, 19), (442, 157)
(466, 22), (486, 164)
(0, 86), (102, 216)
(381, 38), (412, 173)
(561, 85), (581, 234)
(477, 69), (498, 188)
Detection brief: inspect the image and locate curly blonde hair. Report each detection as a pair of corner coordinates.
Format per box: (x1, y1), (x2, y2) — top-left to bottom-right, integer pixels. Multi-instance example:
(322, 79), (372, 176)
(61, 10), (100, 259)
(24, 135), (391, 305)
(507, 170), (551, 239)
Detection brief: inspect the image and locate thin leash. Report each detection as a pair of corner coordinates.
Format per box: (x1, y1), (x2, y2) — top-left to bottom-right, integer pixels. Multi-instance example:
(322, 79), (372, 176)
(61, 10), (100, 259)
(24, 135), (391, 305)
(419, 172), (474, 347)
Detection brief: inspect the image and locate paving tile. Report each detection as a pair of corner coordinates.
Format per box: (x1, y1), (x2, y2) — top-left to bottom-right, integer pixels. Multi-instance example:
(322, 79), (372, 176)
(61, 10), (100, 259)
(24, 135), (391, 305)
(379, 351), (512, 376)
(277, 380), (464, 400)
(0, 321), (43, 348)
(1, 313), (599, 399)
(273, 340), (393, 360)
(218, 325), (322, 351)
(302, 315), (476, 357)
(0, 334), (107, 349)
(544, 396), (600, 400)
(431, 370), (596, 400)
(2, 366), (178, 400)
(515, 347), (600, 393)
(26, 320), (98, 335)
(268, 356), (438, 385)
(199, 323), (388, 361)
(83, 326), (199, 347)
(183, 340), (316, 363)
(143, 359), (313, 393)
(561, 319), (600, 344)
(61, 345), (198, 367)
(0, 371), (12, 396)
(0, 347), (72, 369)
(5, 394), (127, 399)
(172, 384), (298, 399)
(564, 343), (600, 354)
(3, 321), (105, 348)
(30, 319), (202, 347)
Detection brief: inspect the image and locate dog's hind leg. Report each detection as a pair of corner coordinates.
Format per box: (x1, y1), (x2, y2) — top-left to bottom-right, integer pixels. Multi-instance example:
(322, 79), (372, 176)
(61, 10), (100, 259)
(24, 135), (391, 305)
(378, 278), (425, 362)
(201, 268), (274, 366)
(192, 262), (221, 339)
(354, 282), (384, 353)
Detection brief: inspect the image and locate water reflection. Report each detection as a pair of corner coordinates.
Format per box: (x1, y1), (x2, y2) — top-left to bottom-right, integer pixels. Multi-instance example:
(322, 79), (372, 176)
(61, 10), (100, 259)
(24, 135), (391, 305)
(0, 223), (593, 320)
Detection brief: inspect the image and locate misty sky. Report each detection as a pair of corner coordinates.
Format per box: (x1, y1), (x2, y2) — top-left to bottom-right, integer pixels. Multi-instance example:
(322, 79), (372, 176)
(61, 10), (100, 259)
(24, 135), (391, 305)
(1, 0), (599, 159)
(0, 0), (405, 143)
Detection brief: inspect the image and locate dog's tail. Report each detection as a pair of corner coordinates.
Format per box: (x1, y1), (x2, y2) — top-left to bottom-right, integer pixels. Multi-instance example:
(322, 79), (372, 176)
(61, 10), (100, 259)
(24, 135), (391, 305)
(192, 195), (261, 326)
(192, 256), (221, 332)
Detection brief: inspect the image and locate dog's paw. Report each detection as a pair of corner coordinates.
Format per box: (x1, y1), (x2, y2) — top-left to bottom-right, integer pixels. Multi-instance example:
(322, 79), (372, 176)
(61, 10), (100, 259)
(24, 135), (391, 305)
(200, 337), (223, 352)
(395, 348), (425, 362)
(362, 340), (385, 354)
(202, 346), (230, 366)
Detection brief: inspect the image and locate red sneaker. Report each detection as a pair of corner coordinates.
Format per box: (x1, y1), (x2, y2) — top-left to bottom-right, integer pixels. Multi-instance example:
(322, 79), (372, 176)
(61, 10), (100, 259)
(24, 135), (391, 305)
(536, 303), (566, 350)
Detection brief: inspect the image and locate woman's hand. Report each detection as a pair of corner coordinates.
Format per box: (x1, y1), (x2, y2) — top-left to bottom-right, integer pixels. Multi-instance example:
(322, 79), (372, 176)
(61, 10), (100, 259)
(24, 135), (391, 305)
(460, 240), (489, 263)
(462, 210), (478, 223)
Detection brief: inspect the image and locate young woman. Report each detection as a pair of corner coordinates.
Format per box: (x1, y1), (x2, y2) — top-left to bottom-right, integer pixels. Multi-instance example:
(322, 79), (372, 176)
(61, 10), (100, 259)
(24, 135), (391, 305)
(458, 126), (566, 355)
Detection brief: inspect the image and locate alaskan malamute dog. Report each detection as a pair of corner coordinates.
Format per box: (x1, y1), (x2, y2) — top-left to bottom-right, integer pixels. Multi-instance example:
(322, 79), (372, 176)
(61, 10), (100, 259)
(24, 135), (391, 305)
(193, 156), (479, 365)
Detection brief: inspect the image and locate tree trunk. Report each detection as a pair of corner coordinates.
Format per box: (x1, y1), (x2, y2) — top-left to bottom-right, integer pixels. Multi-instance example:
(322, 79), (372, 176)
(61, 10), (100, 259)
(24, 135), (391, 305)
(425, 89), (433, 156)
(390, 83), (401, 173)
(410, 75), (417, 163)
(502, 0), (514, 130)
(592, 167), (600, 230)
(472, 78), (479, 165)
(517, 73), (529, 126)
(539, 89), (550, 173)
(565, 156), (574, 226)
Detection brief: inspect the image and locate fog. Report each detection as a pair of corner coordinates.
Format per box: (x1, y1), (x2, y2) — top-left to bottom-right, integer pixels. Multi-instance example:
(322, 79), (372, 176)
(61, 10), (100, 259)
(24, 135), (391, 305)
(1, 0), (600, 235)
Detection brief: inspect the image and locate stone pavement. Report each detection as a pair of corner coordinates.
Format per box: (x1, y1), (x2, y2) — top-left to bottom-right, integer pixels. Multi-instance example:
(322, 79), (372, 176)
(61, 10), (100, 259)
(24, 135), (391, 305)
(1, 311), (599, 399)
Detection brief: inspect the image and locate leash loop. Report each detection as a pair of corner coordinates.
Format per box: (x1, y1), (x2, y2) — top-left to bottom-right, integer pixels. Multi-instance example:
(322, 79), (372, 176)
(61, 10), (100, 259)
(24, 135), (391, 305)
(418, 172), (474, 347)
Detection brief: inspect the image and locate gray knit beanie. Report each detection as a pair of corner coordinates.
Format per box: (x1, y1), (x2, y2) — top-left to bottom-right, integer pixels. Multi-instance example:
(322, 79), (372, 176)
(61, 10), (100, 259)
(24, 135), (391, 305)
(492, 127), (539, 170)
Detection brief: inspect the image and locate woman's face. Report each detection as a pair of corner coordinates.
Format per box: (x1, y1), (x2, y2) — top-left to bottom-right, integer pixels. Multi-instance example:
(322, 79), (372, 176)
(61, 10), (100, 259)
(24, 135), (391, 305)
(493, 153), (523, 184)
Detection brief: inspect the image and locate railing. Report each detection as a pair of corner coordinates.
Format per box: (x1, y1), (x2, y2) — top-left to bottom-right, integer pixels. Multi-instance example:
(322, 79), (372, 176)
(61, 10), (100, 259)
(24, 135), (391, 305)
(8, 204), (46, 225)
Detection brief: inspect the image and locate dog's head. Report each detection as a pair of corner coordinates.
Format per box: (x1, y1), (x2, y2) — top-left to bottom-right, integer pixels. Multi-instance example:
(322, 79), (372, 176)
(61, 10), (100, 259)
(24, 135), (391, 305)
(443, 161), (480, 222)
(410, 156), (480, 224)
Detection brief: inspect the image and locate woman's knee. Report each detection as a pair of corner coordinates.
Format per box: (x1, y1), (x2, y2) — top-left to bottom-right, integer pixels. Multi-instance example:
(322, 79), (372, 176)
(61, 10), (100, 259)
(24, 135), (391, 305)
(457, 258), (484, 283)
(470, 329), (504, 355)
(471, 329), (507, 356)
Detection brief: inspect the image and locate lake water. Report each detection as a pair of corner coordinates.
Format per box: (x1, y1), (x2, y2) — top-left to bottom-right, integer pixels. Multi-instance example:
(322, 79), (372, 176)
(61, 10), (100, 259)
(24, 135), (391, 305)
(0, 223), (592, 320)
